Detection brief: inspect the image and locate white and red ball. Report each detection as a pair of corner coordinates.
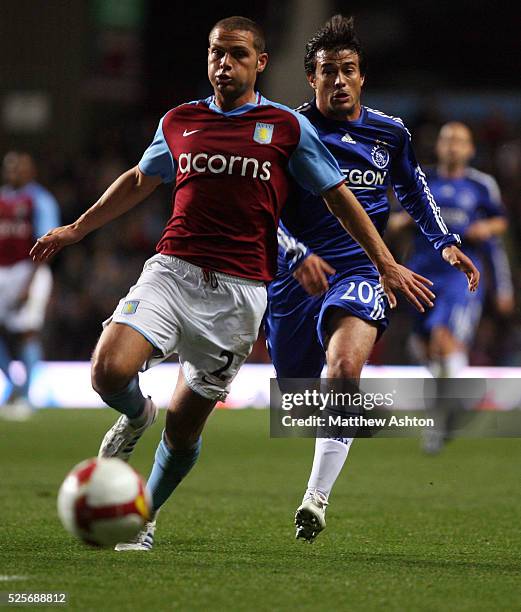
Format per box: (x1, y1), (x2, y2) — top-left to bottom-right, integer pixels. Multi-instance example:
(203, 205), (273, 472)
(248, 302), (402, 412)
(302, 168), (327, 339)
(57, 457), (151, 547)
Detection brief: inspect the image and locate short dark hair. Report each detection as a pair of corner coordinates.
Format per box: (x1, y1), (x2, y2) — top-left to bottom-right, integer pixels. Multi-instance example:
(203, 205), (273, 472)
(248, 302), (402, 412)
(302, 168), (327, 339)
(304, 15), (365, 76)
(209, 16), (266, 54)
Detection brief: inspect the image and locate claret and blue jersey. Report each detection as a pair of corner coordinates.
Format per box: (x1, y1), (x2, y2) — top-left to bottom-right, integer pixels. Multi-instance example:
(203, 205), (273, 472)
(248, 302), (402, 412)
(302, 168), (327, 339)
(138, 94), (345, 282)
(0, 182), (60, 266)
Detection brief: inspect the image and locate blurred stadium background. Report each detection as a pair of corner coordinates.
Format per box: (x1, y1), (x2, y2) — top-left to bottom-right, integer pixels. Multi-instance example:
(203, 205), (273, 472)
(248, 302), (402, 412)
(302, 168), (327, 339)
(2, 4), (521, 610)
(1, 0), (520, 398)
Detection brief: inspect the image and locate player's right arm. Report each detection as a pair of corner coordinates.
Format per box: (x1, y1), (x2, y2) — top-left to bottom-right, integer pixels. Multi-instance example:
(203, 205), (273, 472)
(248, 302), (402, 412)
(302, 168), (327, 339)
(30, 167), (161, 262)
(32, 115), (173, 262)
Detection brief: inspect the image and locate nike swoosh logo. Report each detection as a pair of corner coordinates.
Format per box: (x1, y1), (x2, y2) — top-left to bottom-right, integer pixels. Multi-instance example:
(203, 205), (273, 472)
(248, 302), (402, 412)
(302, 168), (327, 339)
(183, 129), (202, 137)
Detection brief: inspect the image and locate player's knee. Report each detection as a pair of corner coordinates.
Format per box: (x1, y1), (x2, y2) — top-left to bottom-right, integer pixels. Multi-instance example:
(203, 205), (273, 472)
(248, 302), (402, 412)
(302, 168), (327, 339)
(430, 326), (461, 356)
(91, 349), (135, 395)
(327, 353), (362, 379)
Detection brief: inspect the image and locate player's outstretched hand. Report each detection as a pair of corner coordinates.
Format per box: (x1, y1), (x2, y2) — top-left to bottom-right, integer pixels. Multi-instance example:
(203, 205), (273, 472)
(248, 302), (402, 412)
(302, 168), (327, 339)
(293, 254), (336, 296)
(379, 263), (435, 313)
(442, 245), (480, 292)
(30, 225), (84, 262)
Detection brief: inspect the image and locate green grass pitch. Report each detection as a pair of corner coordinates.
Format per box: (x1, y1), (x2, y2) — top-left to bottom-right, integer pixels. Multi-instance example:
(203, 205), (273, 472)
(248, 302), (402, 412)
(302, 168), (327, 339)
(1, 409), (520, 611)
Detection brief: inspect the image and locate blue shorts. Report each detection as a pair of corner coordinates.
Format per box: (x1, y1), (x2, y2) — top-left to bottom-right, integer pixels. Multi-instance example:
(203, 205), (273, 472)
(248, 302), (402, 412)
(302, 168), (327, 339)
(413, 271), (484, 345)
(266, 269), (389, 378)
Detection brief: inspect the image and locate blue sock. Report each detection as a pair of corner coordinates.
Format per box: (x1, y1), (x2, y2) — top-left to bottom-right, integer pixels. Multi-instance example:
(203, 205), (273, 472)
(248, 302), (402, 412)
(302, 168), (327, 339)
(147, 433), (202, 512)
(99, 376), (145, 419)
(0, 338), (14, 401)
(20, 339), (42, 399)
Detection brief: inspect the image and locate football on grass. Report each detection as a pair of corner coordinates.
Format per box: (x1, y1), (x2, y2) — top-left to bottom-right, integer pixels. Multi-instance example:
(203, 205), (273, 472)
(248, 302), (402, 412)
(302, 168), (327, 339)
(57, 457), (151, 547)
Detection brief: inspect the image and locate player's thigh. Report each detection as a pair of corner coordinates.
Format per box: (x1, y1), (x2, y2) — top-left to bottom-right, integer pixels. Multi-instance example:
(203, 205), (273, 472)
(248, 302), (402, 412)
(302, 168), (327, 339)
(423, 284), (483, 356)
(265, 284), (324, 378)
(179, 277), (267, 401)
(107, 255), (184, 363)
(318, 275), (387, 377)
(324, 310), (378, 380)
(92, 321), (156, 385)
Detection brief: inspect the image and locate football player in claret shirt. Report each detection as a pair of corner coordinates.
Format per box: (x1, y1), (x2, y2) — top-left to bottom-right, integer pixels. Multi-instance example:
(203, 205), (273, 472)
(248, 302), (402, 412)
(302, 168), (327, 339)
(0, 152), (60, 421)
(32, 16), (436, 550)
(264, 16), (479, 541)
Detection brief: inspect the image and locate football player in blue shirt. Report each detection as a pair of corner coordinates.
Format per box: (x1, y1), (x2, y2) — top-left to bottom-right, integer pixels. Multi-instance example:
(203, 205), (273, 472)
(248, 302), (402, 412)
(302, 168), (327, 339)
(396, 122), (509, 452)
(264, 15), (479, 541)
(482, 236), (514, 318)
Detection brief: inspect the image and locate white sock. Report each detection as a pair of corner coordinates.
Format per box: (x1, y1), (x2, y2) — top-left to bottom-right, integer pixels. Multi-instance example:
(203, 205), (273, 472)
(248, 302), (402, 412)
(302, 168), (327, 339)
(443, 351), (468, 377)
(428, 351), (468, 378)
(304, 437), (353, 502)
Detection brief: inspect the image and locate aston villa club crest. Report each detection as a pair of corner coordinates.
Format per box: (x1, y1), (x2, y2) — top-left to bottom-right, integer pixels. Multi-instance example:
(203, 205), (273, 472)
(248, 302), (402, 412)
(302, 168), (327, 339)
(371, 144), (390, 169)
(253, 122), (274, 144)
(121, 300), (140, 315)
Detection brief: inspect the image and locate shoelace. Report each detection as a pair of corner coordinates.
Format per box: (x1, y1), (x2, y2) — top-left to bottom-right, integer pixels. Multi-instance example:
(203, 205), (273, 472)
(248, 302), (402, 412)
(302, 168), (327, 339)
(128, 522), (155, 544)
(310, 490), (328, 508)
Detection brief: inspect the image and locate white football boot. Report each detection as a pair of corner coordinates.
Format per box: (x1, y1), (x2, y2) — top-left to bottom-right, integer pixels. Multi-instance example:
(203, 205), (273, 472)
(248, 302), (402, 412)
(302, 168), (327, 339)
(295, 490), (328, 542)
(115, 519), (156, 551)
(0, 398), (33, 422)
(98, 397), (158, 462)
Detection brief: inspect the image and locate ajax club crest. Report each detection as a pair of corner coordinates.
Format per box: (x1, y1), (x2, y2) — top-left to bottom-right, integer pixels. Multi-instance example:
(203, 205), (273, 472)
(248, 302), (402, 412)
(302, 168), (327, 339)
(371, 144), (390, 169)
(253, 122), (274, 144)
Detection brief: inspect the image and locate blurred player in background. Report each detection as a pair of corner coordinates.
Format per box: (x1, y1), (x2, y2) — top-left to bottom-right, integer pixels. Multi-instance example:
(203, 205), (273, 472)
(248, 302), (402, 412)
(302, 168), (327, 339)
(264, 16), (479, 541)
(0, 152), (60, 421)
(481, 236), (514, 318)
(31, 16), (433, 550)
(393, 122), (509, 452)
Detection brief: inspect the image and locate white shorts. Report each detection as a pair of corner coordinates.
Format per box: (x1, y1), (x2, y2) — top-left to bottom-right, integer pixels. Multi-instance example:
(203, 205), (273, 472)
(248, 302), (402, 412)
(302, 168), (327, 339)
(107, 254), (267, 400)
(0, 260), (53, 333)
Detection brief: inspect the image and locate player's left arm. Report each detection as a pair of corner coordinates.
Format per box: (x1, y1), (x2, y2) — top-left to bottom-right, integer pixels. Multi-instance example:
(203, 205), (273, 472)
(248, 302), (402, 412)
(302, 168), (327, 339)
(322, 183), (435, 311)
(278, 222), (335, 296)
(390, 126), (479, 291)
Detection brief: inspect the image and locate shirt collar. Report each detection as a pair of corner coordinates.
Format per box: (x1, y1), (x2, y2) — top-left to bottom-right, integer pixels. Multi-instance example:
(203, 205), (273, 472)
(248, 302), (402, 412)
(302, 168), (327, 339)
(207, 92), (263, 116)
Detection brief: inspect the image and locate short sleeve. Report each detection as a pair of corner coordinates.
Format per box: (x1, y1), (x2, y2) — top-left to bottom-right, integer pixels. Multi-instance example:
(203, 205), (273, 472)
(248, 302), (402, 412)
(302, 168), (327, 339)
(32, 188), (60, 238)
(288, 113), (345, 195)
(138, 116), (176, 183)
